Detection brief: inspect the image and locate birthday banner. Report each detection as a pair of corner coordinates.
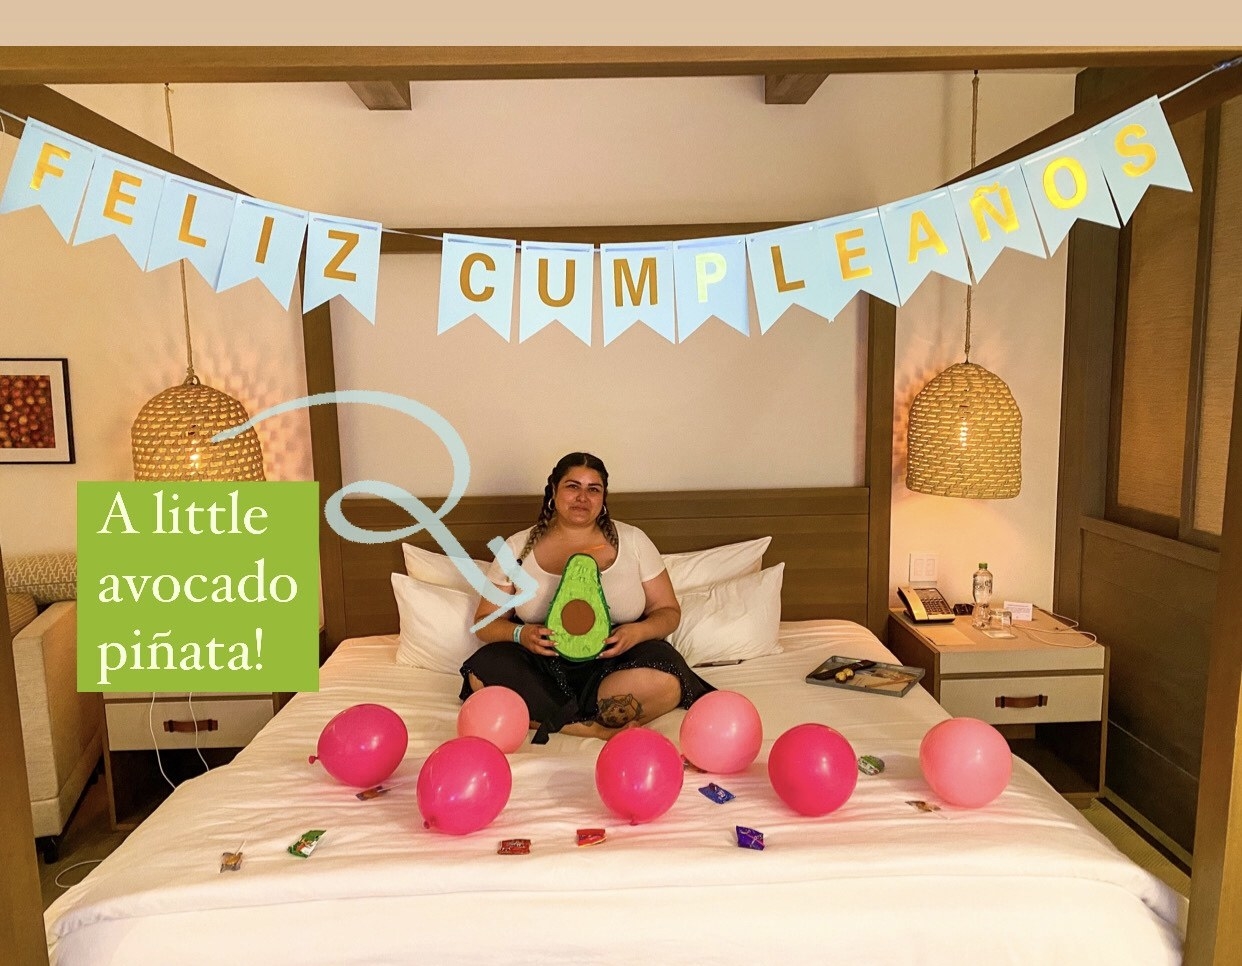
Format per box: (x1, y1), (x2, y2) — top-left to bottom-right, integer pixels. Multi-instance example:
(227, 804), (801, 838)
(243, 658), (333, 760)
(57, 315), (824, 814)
(0, 96), (1190, 338)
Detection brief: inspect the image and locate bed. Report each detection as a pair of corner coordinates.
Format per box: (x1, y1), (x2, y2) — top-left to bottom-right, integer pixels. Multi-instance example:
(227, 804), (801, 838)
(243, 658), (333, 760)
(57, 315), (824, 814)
(45, 615), (1184, 964)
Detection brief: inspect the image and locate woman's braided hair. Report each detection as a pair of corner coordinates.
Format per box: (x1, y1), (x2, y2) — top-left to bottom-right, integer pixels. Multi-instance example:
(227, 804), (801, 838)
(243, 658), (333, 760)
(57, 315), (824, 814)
(518, 452), (618, 563)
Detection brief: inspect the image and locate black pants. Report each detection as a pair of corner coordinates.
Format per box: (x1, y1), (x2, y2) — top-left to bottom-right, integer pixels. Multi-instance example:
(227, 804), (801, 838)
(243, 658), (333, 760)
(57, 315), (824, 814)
(460, 639), (714, 740)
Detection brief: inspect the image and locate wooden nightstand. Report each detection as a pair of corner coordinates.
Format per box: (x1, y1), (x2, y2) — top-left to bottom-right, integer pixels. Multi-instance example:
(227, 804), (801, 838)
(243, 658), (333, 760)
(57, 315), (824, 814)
(102, 691), (278, 829)
(887, 608), (1108, 805)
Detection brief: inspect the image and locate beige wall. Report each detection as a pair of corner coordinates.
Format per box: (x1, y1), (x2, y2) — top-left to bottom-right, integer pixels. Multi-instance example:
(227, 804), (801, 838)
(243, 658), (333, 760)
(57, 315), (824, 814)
(0, 71), (1073, 607)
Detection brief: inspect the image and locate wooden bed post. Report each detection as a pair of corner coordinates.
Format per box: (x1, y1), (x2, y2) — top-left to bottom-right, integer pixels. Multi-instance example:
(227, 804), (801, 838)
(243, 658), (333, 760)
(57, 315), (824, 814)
(866, 297), (896, 642)
(1185, 312), (1242, 965)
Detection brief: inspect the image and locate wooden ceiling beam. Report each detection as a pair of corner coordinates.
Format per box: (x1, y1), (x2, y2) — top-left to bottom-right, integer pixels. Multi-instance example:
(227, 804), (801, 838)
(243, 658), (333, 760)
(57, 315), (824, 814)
(765, 73), (830, 105)
(0, 46), (1238, 85)
(346, 80), (412, 111)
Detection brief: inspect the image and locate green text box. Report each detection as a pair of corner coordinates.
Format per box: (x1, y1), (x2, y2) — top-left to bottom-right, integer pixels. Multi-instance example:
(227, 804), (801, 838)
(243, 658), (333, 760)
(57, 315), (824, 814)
(77, 481), (320, 693)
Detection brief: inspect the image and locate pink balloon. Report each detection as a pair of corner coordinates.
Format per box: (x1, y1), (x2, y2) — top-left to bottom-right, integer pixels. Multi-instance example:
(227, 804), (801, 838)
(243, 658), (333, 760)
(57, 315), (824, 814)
(595, 727), (684, 825)
(679, 690), (763, 774)
(920, 717), (1013, 808)
(417, 736), (512, 835)
(767, 723), (858, 816)
(457, 686), (530, 753)
(308, 703), (408, 788)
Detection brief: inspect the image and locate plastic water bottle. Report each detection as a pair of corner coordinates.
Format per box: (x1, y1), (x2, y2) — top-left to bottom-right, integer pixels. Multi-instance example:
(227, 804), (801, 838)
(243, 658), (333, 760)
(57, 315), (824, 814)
(972, 563), (993, 628)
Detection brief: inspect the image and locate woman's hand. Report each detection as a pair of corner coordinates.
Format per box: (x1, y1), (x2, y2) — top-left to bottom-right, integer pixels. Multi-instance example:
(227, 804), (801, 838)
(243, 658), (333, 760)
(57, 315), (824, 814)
(599, 623), (647, 659)
(518, 624), (559, 657)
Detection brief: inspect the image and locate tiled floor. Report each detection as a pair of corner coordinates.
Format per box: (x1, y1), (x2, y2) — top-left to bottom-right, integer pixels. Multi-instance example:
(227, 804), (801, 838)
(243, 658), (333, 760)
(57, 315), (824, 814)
(40, 778), (1192, 912)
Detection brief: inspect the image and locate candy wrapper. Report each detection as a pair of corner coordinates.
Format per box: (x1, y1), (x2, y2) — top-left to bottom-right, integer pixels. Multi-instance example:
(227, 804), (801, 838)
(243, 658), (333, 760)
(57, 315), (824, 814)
(498, 838), (531, 855)
(356, 784), (395, 801)
(576, 828), (606, 847)
(857, 755), (885, 775)
(288, 829), (326, 858)
(698, 782), (735, 804)
(906, 800), (944, 815)
(735, 826), (765, 851)
(219, 850), (243, 873)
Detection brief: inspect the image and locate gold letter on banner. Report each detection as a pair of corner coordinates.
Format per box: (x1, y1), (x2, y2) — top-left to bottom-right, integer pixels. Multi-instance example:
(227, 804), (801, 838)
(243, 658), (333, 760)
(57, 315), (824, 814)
(254, 216), (275, 264)
(695, 253), (727, 302)
(177, 194), (208, 248)
(1115, 124), (1158, 177)
(614, 256), (657, 307)
(30, 143), (71, 191)
(324, 230), (359, 282)
(1042, 157), (1088, 210)
(969, 184), (1020, 242)
(103, 171), (142, 226)
(907, 210), (948, 263)
(538, 258), (575, 308)
(461, 251), (496, 302)
(770, 245), (806, 293)
(835, 229), (872, 281)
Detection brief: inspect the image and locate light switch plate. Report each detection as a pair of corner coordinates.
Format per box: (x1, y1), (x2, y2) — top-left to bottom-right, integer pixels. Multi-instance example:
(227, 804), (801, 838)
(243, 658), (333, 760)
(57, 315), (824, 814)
(909, 552), (939, 583)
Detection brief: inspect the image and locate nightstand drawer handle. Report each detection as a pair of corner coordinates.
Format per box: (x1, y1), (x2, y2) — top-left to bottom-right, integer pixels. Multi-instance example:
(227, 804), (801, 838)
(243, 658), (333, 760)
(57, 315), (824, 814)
(163, 718), (219, 734)
(994, 695), (1048, 709)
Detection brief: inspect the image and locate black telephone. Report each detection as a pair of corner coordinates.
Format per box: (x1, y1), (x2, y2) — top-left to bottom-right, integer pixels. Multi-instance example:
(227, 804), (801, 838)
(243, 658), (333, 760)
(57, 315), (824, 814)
(897, 585), (955, 623)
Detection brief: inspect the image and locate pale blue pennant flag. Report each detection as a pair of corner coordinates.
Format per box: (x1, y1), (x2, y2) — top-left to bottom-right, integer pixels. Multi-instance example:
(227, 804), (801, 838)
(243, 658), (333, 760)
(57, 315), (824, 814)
(0, 119), (98, 241)
(438, 233), (517, 340)
(599, 241), (675, 344)
(672, 235), (749, 341)
(879, 189), (971, 304)
(146, 175), (238, 286)
(949, 163), (1047, 282)
(518, 240), (594, 345)
(811, 209), (900, 313)
(303, 213), (383, 324)
(72, 151), (167, 268)
(1021, 134), (1119, 255)
(217, 197), (308, 309)
(745, 224), (835, 332)
(1091, 96), (1192, 223)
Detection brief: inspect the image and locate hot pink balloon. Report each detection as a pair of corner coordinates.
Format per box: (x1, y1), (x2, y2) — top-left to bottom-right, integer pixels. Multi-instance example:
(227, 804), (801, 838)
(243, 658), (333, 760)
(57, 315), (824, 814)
(679, 690), (763, 774)
(308, 703), (408, 788)
(595, 727), (684, 825)
(457, 686), (530, 753)
(919, 717), (1013, 808)
(767, 723), (858, 816)
(417, 736), (512, 835)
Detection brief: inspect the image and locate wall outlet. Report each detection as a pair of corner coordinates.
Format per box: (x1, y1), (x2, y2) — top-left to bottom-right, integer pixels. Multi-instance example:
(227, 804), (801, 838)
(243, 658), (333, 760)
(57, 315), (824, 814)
(909, 552), (939, 583)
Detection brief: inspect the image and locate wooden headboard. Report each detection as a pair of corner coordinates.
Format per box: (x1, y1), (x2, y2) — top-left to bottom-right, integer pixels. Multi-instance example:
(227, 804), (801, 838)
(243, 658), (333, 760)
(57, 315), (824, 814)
(300, 269), (895, 659)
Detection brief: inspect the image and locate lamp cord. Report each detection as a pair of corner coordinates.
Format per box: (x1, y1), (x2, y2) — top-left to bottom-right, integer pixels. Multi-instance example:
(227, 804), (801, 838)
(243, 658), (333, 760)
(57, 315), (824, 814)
(163, 83), (197, 384)
(964, 69), (979, 364)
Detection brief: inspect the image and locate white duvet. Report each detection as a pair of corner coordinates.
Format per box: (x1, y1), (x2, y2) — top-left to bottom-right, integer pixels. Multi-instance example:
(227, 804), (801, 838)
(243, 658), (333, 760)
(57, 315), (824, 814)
(46, 621), (1185, 965)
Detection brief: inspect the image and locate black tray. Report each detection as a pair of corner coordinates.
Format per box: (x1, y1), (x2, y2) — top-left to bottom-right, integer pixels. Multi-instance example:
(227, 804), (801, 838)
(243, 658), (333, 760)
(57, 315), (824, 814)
(805, 655), (925, 698)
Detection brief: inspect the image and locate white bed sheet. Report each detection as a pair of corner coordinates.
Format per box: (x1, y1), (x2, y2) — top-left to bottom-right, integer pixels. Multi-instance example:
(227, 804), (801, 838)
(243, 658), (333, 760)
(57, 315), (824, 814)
(46, 620), (1185, 965)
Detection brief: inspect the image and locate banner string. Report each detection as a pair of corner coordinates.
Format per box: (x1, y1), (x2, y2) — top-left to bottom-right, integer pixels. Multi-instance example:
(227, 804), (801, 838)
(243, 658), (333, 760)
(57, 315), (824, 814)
(0, 54), (1238, 259)
(964, 69), (979, 364)
(163, 83), (198, 382)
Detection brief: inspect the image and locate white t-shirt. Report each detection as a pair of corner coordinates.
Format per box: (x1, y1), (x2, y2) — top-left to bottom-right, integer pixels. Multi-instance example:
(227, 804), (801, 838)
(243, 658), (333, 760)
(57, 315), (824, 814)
(486, 520), (666, 625)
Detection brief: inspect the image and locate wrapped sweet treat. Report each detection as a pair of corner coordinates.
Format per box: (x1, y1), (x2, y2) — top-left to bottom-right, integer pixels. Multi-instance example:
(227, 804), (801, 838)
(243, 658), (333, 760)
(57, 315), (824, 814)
(288, 829), (326, 858)
(498, 838), (531, 855)
(698, 783), (735, 804)
(576, 829), (606, 847)
(857, 755), (886, 775)
(735, 826), (765, 851)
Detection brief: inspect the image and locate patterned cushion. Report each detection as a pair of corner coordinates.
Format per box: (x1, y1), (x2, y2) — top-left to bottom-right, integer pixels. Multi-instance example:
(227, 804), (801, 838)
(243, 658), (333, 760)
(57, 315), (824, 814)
(6, 592), (38, 635)
(6, 551), (76, 605)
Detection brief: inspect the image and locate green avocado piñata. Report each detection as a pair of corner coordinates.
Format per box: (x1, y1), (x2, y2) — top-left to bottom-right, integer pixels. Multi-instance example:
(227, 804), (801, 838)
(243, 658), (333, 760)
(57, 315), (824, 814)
(546, 553), (611, 661)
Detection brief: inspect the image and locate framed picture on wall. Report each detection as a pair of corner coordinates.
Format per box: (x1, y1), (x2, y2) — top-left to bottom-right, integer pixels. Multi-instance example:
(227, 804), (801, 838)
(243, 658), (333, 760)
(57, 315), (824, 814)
(0, 358), (75, 464)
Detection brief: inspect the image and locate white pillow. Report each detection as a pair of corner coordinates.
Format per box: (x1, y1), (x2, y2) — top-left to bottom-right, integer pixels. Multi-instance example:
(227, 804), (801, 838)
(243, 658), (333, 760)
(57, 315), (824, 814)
(669, 563), (784, 667)
(661, 536), (771, 593)
(402, 543), (491, 594)
(392, 572), (483, 674)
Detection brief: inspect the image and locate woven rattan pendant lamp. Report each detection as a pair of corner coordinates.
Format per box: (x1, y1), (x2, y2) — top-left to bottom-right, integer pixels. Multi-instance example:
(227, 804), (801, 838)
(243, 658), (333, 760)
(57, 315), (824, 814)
(131, 85), (265, 482)
(906, 72), (1021, 500)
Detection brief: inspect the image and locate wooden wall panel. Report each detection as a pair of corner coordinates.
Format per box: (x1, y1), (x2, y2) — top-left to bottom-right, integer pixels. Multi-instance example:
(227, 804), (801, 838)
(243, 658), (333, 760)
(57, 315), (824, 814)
(1079, 525), (1218, 852)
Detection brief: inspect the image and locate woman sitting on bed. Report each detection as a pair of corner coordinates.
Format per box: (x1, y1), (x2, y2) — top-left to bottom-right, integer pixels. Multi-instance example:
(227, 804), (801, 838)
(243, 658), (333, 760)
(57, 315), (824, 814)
(462, 451), (714, 742)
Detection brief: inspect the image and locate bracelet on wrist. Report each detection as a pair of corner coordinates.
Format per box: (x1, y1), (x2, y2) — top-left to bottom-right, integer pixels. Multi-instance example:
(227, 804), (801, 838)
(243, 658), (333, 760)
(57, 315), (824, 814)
(512, 624), (523, 645)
